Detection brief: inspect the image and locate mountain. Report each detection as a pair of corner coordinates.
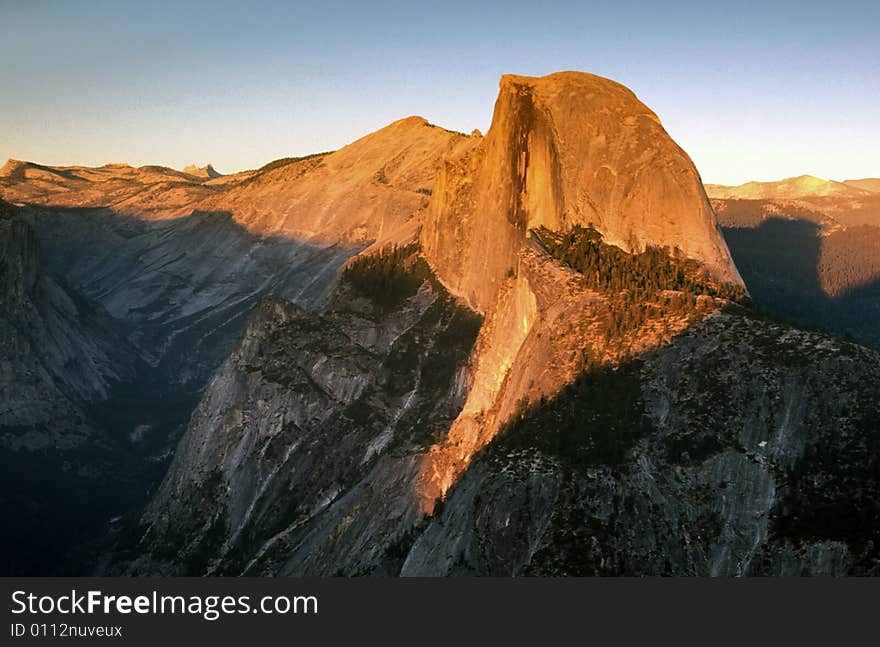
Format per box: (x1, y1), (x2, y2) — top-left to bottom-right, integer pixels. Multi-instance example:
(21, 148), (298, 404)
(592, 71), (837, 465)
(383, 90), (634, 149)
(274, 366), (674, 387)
(706, 175), (880, 229)
(423, 72), (742, 313)
(127, 230), (880, 577)
(183, 163), (222, 179)
(107, 72), (878, 576)
(403, 310), (880, 576)
(205, 117), (473, 245)
(844, 178), (880, 193)
(0, 117), (466, 379)
(0, 117), (467, 574)
(417, 71), (742, 517)
(129, 255), (482, 575)
(705, 175), (871, 200)
(712, 178), (880, 349)
(0, 199), (147, 573)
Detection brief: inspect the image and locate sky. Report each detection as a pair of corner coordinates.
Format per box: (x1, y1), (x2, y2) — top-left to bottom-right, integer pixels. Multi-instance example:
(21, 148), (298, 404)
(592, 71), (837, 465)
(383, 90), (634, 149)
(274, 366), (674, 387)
(1, 0), (877, 185)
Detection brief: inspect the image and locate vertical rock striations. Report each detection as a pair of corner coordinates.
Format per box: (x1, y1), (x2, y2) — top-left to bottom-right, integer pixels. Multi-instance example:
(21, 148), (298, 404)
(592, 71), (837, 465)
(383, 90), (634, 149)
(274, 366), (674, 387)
(422, 72), (742, 314)
(415, 72), (746, 508)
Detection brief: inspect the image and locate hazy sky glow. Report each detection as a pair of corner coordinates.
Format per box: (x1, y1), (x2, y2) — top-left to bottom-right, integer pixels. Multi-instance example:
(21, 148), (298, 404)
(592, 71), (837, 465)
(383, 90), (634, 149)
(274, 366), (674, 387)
(1, 0), (877, 185)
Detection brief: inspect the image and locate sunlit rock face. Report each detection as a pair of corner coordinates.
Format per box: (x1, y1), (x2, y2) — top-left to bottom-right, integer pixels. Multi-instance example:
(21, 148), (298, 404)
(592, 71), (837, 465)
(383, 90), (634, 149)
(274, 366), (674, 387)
(422, 71), (742, 314)
(203, 117), (473, 246)
(1, 117), (469, 243)
(415, 72), (745, 510)
(109, 71), (758, 576)
(113, 74), (879, 577)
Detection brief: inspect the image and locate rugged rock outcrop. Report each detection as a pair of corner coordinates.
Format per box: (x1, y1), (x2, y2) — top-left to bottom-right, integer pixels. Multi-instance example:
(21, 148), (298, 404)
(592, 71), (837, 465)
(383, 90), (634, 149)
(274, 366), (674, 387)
(422, 72), (742, 314)
(183, 164), (222, 179)
(414, 72), (745, 508)
(119, 71), (880, 577)
(4, 71), (879, 577)
(125, 253), (481, 575)
(0, 116), (469, 574)
(402, 311), (880, 576)
(126, 242), (880, 577)
(0, 201), (133, 436)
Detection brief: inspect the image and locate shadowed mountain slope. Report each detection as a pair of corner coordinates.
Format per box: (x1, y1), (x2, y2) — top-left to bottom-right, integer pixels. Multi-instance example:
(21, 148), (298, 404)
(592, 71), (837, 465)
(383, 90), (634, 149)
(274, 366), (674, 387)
(0, 117), (466, 574)
(713, 180), (880, 349)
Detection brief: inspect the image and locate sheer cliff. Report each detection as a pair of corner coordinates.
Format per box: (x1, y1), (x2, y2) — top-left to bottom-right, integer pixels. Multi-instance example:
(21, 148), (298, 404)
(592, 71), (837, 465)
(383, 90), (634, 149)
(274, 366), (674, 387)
(0, 201), (143, 573)
(125, 240), (880, 576)
(125, 250), (481, 575)
(0, 118), (467, 574)
(415, 72), (745, 510)
(421, 72), (742, 314)
(403, 311), (880, 576)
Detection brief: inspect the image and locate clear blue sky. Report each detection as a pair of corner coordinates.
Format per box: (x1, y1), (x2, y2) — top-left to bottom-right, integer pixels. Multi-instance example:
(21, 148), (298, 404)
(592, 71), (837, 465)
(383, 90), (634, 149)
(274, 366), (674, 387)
(1, 0), (877, 184)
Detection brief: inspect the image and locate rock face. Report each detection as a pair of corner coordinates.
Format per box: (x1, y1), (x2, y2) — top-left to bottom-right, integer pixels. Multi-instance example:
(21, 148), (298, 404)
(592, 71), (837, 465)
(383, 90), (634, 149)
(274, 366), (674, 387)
(126, 245), (880, 577)
(0, 201), (143, 573)
(0, 201), (138, 436)
(422, 72), (742, 313)
(126, 254), (481, 575)
(402, 311), (880, 576)
(1, 117), (468, 237)
(206, 117), (472, 245)
(0, 117), (468, 574)
(108, 72), (878, 578)
(414, 72), (745, 511)
(0, 118), (467, 386)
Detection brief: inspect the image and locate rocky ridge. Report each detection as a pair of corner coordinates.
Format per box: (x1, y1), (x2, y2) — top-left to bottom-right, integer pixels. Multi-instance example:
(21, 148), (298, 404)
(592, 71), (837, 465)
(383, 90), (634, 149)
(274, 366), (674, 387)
(0, 117), (467, 574)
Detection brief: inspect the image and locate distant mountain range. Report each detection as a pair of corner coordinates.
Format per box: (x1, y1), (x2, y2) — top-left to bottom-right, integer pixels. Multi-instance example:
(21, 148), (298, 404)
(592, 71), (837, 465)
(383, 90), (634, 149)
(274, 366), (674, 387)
(705, 174), (879, 200)
(708, 173), (880, 350)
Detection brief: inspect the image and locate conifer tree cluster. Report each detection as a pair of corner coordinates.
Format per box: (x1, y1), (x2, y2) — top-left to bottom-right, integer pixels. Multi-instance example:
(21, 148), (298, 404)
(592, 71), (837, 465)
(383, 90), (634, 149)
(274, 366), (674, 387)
(343, 243), (425, 312)
(536, 225), (746, 342)
(538, 225), (745, 301)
